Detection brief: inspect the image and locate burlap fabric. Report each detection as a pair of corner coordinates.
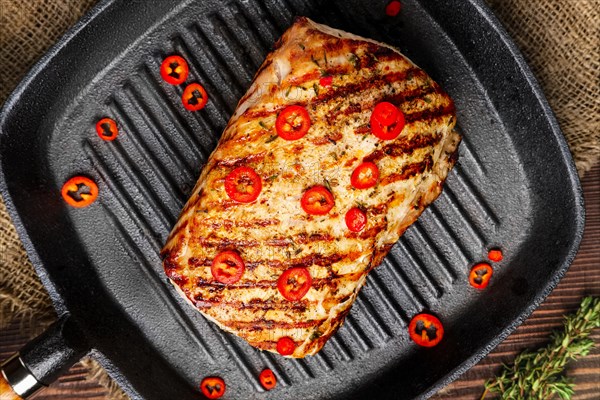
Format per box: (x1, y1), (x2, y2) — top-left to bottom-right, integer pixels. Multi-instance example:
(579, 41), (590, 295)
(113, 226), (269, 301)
(0, 0), (598, 399)
(487, 0), (600, 176)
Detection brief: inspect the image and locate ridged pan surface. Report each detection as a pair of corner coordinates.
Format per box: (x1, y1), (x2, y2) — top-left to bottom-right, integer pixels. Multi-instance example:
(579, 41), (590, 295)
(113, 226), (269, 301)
(0, 0), (584, 399)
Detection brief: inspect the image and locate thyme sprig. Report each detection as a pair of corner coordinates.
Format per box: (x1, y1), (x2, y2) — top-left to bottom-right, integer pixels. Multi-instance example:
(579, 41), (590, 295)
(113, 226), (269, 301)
(482, 296), (600, 400)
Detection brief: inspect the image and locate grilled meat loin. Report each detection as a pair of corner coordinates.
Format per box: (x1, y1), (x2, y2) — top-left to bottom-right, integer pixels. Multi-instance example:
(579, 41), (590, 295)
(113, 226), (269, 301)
(162, 17), (460, 357)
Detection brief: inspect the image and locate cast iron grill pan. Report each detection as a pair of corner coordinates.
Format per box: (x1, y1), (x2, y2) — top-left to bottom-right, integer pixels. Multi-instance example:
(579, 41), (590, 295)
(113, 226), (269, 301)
(0, 0), (583, 399)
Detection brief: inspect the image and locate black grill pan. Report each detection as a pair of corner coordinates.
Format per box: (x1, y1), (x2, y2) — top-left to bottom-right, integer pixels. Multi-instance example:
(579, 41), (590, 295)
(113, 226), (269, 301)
(0, 0), (584, 399)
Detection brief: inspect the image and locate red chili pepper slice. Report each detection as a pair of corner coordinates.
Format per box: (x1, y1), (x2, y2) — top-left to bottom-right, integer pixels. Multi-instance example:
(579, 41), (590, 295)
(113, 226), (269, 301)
(224, 166), (262, 203)
(200, 376), (226, 399)
(211, 251), (245, 284)
(95, 118), (118, 141)
(276, 337), (296, 356)
(277, 267), (312, 301)
(301, 185), (334, 215)
(408, 313), (444, 347)
(319, 76), (333, 87)
(275, 105), (311, 140)
(351, 162), (379, 189)
(385, 0), (402, 17)
(182, 82), (208, 111)
(345, 207), (367, 232)
(372, 102), (398, 126)
(488, 249), (503, 262)
(61, 176), (98, 208)
(469, 263), (493, 289)
(259, 369), (277, 390)
(370, 102), (405, 140)
(160, 55), (189, 85)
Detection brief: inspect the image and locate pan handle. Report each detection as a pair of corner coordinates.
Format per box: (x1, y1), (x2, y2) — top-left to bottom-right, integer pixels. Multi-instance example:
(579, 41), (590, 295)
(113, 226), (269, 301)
(0, 315), (89, 399)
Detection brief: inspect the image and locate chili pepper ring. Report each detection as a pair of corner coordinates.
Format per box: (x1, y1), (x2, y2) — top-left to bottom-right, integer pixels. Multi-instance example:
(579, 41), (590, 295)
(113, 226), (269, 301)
(61, 176), (99, 208)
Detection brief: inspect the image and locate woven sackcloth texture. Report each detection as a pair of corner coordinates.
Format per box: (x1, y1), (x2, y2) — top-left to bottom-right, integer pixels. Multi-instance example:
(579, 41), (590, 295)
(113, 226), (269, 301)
(487, 0), (600, 177)
(0, 0), (598, 399)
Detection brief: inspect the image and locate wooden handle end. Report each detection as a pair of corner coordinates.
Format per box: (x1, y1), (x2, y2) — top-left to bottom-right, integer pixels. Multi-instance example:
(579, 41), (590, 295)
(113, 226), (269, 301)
(0, 371), (23, 400)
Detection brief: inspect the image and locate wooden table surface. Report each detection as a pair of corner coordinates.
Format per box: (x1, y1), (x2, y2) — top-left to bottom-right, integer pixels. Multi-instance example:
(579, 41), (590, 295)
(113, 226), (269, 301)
(1, 163), (598, 399)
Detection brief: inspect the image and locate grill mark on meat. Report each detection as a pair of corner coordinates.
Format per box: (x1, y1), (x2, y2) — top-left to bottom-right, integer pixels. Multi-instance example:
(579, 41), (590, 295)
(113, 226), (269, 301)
(380, 154), (434, 186)
(196, 278), (277, 289)
(310, 69), (423, 108)
(363, 132), (442, 163)
(194, 298), (312, 311)
(188, 257), (211, 267)
(246, 253), (347, 270)
(310, 131), (343, 145)
(266, 232), (335, 246)
(197, 237), (260, 248)
(189, 252), (345, 271)
(203, 199), (247, 210)
(187, 250), (363, 274)
(163, 253), (180, 270)
(370, 204), (388, 215)
(194, 292), (354, 312)
(242, 81), (443, 141)
(339, 103), (362, 117)
(290, 42), (414, 90)
(219, 318), (325, 331)
(242, 67), (423, 120)
(382, 85), (440, 107)
(164, 266), (189, 285)
(288, 70), (321, 86)
(163, 220), (188, 252)
(405, 103), (456, 124)
(240, 108), (281, 123)
(359, 222), (388, 239)
(192, 231), (337, 249)
(194, 218), (281, 229)
(354, 125), (370, 135)
(195, 272), (363, 289)
(212, 152), (267, 168)
(170, 274), (188, 286)
(320, 86), (440, 130)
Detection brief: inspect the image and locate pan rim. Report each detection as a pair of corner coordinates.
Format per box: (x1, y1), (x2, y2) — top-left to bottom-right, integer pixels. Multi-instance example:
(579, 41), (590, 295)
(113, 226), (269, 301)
(0, 0), (585, 399)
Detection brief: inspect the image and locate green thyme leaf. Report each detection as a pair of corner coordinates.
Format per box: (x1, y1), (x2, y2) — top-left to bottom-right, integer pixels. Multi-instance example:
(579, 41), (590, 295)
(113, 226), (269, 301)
(310, 330), (323, 341)
(482, 296), (600, 400)
(348, 53), (360, 70)
(265, 134), (278, 143)
(311, 54), (320, 67)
